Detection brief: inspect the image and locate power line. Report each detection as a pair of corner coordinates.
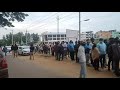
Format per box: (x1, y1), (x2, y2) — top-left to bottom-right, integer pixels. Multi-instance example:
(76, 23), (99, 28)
(25, 12), (55, 29)
(26, 12), (59, 30)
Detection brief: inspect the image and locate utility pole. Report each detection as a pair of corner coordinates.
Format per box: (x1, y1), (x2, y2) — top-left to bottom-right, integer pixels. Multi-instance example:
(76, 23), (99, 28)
(26, 30), (27, 45)
(79, 12), (81, 41)
(21, 33), (22, 45)
(57, 15), (59, 33)
(12, 30), (13, 45)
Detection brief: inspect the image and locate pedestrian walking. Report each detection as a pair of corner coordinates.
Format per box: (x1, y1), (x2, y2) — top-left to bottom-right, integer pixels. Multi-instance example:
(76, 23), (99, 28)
(91, 43), (100, 71)
(30, 43), (35, 60)
(77, 41), (87, 78)
(97, 38), (107, 69)
(11, 45), (14, 56)
(13, 44), (18, 58)
(3, 46), (7, 56)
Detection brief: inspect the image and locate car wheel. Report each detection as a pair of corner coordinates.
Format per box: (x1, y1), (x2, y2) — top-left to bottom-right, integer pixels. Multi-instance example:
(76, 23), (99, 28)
(22, 52), (23, 56)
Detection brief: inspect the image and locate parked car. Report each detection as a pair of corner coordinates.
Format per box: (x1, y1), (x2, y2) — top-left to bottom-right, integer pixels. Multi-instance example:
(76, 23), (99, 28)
(0, 50), (9, 78)
(6, 46), (11, 53)
(18, 46), (30, 55)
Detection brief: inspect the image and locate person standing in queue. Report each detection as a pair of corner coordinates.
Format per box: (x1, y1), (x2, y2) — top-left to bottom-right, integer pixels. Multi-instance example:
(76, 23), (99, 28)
(91, 43), (100, 71)
(77, 41), (87, 78)
(30, 43), (35, 60)
(68, 40), (75, 61)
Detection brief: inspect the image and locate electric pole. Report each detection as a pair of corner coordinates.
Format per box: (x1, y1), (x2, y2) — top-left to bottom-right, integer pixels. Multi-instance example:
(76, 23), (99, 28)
(57, 15), (59, 33)
(21, 33), (22, 45)
(79, 12), (81, 41)
(12, 30), (13, 45)
(26, 30), (27, 45)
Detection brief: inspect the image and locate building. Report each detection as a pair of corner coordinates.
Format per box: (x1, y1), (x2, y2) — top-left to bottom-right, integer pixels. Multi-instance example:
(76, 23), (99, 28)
(41, 32), (66, 44)
(80, 32), (87, 41)
(112, 32), (120, 39)
(95, 30), (112, 39)
(79, 31), (94, 41)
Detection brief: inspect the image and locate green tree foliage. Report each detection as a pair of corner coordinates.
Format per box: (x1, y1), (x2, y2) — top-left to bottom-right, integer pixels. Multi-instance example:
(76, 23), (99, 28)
(1, 32), (39, 46)
(0, 12), (28, 27)
(31, 33), (39, 43)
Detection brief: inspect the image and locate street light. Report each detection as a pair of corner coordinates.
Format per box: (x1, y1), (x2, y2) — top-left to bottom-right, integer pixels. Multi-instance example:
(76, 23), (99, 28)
(79, 12), (90, 40)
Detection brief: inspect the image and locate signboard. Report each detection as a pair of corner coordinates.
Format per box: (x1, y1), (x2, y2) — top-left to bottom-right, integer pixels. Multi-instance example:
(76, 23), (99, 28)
(66, 29), (78, 44)
(66, 29), (78, 38)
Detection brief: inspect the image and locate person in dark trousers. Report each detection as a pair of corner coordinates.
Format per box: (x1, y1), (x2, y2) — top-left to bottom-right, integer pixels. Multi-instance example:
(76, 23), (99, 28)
(58, 42), (64, 61)
(66, 42), (69, 58)
(43, 43), (48, 54)
(3, 46), (7, 56)
(104, 39), (109, 66)
(30, 43), (35, 60)
(54, 42), (59, 60)
(111, 37), (120, 76)
(68, 40), (74, 61)
(11, 45), (14, 54)
(74, 41), (79, 63)
(107, 38), (114, 71)
(91, 43), (100, 71)
(85, 39), (92, 66)
(13, 44), (18, 58)
(62, 41), (68, 59)
(97, 38), (106, 69)
(51, 43), (54, 56)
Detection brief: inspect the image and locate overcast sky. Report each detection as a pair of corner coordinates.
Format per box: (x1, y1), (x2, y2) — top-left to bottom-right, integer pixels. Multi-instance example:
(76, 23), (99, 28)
(0, 12), (120, 39)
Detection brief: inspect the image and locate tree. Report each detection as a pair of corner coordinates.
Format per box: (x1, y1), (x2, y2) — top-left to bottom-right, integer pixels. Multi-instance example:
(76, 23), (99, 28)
(31, 33), (39, 43)
(0, 12), (28, 27)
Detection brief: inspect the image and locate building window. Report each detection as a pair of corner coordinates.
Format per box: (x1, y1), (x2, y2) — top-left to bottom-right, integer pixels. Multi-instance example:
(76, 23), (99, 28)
(57, 34), (60, 37)
(61, 34), (64, 37)
(64, 35), (66, 37)
(47, 38), (52, 40)
(53, 38), (56, 40)
(48, 35), (52, 37)
(57, 38), (60, 40)
(45, 35), (47, 41)
(61, 38), (64, 40)
(53, 35), (56, 37)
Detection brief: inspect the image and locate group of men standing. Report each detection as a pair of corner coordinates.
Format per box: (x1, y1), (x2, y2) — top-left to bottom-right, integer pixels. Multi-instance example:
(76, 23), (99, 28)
(39, 37), (120, 77)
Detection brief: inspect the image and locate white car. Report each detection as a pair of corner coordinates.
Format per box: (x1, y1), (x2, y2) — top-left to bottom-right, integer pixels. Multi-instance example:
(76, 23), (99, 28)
(18, 46), (30, 55)
(6, 46), (11, 53)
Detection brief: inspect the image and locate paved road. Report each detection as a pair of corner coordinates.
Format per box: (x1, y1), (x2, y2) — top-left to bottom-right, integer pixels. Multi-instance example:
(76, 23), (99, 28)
(7, 55), (72, 78)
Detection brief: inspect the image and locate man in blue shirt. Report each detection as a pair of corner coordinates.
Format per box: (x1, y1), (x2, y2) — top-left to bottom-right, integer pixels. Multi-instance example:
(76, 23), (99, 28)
(84, 39), (92, 66)
(68, 40), (75, 61)
(97, 38), (106, 69)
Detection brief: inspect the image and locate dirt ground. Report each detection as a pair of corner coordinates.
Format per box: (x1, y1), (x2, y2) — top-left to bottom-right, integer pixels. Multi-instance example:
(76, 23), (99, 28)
(16, 53), (117, 78)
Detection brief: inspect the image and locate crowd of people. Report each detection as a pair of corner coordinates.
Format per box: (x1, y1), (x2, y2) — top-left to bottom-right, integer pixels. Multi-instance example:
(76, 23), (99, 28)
(0, 37), (120, 78)
(38, 37), (120, 78)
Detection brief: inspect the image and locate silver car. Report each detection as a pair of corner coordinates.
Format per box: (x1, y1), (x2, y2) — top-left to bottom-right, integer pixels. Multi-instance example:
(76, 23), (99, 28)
(18, 46), (30, 55)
